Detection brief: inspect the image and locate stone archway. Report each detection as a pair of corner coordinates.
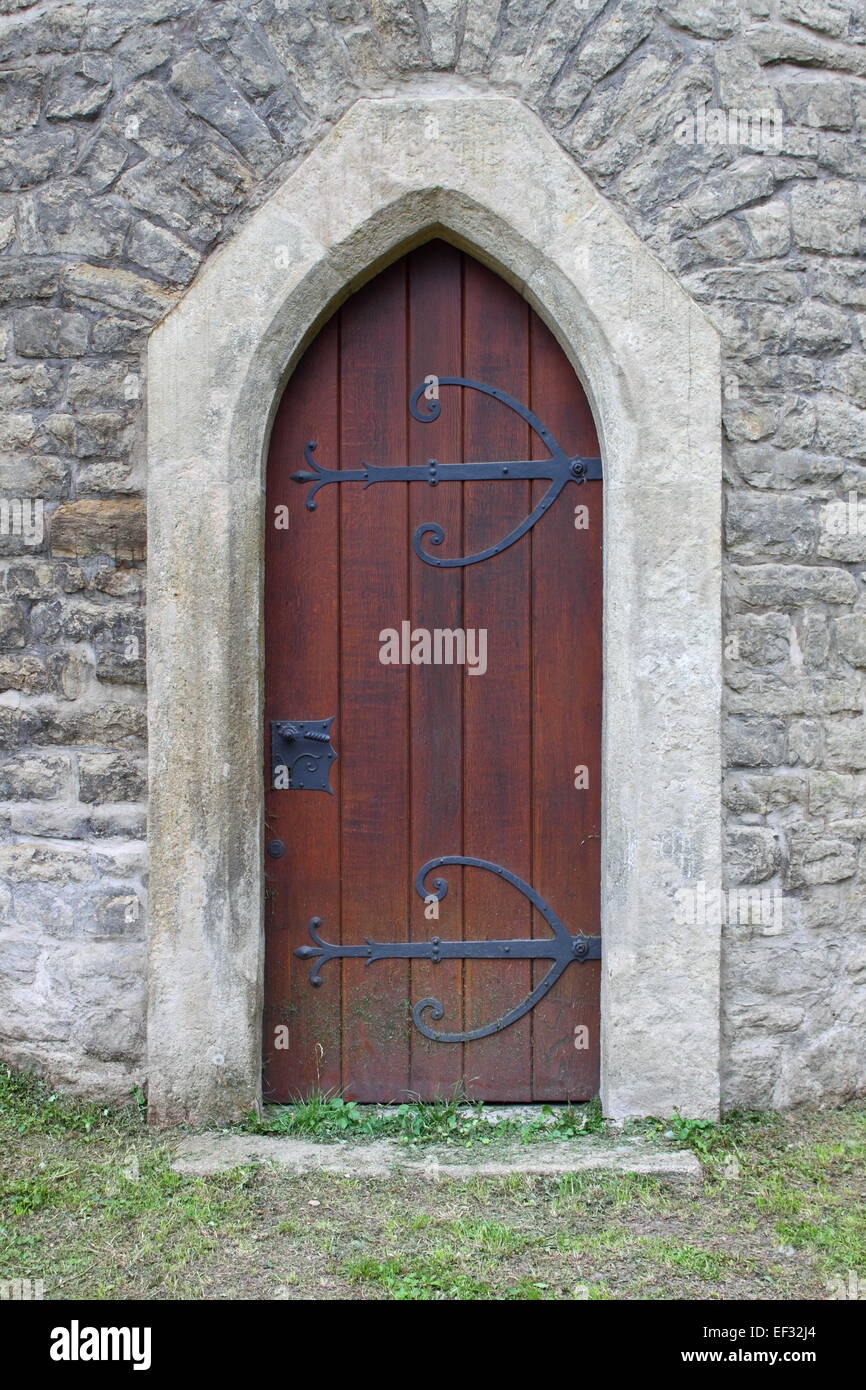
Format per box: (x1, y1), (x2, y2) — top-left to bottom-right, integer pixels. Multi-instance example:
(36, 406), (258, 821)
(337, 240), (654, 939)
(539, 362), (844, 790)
(146, 94), (722, 1125)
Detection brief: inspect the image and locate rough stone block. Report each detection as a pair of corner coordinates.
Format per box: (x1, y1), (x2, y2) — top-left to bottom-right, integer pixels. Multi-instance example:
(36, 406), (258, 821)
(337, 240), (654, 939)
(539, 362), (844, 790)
(789, 301), (853, 353)
(835, 613), (866, 666)
(725, 825), (782, 884)
(0, 130), (78, 191)
(45, 55), (113, 121)
(825, 718), (866, 769)
(725, 494), (816, 558)
(725, 715), (787, 767)
(786, 832), (858, 887)
(14, 306), (90, 357)
(9, 804), (91, 839)
(790, 180), (861, 253)
(808, 769), (866, 819)
(50, 499), (145, 560)
(0, 752), (71, 801)
(727, 612), (791, 665)
(0, 67), (42, 136)
(0, 843), (93, 885)
(79, 752), (146, 804)
(0, 600), (25, 648)
(723, 772), (805, 815)
(32, 702), (146, 747)
(62, 262), (174, 321)
(127, 219), (200, 285)
(168, 50), (278, 169)
(732, 563), (857, 607)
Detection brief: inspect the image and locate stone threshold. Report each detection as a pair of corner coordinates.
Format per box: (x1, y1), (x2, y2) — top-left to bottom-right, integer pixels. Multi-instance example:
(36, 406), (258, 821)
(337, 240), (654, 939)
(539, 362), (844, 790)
(172, 1131), (701, 1179)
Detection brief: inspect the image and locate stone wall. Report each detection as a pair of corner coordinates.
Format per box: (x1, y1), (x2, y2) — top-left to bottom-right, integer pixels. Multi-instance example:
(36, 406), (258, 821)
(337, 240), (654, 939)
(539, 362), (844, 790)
(0, 0), (864, 1109)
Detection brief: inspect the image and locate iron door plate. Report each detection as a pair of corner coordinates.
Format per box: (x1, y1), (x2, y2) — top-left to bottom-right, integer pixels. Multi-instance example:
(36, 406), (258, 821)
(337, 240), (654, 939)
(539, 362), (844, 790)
(270, 718), (336, 793)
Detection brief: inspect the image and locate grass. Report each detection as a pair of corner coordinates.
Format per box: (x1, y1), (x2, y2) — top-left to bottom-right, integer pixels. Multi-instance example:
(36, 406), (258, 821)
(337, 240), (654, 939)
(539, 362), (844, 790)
(0, 1064), (864, 1300)
(244, 1088), (605, 1145)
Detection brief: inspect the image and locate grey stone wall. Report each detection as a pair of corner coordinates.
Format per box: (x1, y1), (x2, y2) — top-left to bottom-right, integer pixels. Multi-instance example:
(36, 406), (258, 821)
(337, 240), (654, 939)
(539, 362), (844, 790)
(0, 0), (864, 1108)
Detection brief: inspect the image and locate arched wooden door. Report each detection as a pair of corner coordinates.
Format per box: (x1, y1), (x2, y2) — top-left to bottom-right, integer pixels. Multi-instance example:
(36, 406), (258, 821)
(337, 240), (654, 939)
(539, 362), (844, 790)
(263, 240), (602, 1103)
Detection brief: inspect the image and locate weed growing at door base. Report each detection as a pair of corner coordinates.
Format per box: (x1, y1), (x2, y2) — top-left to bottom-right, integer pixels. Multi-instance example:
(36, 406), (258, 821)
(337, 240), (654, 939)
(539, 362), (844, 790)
(1, 1065), (864, 1301)
(246, 1091), (606, 1145)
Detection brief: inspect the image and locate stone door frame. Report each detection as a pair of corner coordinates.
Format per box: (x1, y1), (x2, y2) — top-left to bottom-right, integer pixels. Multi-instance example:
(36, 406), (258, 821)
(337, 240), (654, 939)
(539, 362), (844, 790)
(146, 94), (723, 1124)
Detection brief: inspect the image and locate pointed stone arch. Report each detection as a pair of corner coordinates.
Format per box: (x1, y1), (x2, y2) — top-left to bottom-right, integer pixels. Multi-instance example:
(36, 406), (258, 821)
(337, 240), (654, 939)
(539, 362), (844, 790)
(146, 95), (722, 1124)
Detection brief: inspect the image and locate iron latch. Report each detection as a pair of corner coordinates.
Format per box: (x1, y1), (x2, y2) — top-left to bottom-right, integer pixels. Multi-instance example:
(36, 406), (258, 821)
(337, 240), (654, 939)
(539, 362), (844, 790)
(270, 718), (336, 793)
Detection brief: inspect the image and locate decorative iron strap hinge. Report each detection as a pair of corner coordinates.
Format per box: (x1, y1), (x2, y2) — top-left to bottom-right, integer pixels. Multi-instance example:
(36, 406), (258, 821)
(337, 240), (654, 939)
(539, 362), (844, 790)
(292, 377), (602, 568)
(293, 856), (601, 1043)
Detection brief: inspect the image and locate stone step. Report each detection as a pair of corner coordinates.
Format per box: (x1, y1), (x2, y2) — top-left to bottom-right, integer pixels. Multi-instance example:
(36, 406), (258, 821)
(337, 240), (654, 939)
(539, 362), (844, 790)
(171, 1132), (701, 1180)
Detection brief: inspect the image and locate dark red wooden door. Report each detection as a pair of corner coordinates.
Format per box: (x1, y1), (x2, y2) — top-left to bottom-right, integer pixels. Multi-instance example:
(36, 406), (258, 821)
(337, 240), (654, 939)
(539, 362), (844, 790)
(263, 241), (602, 1103)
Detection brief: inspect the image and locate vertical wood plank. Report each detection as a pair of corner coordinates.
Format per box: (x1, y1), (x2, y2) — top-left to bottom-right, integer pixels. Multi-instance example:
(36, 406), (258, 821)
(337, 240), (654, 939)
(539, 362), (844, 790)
(407, 242), (465, 1098)
(263, 317), (341, 1100)
(461, 257), (533, 1100)
(529, 315), (603, 1099)
(339, 262), (411, 1101)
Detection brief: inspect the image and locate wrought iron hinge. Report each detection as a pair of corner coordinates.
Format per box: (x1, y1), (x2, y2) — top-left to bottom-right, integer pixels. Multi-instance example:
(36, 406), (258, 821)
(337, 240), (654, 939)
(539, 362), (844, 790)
(292, 377), (602, 568)
(293, 855), (601, 1043)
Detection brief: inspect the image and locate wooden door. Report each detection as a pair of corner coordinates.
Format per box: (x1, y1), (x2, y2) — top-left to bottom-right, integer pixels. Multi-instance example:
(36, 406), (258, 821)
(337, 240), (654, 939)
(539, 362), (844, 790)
(263, 241), (602, 1103)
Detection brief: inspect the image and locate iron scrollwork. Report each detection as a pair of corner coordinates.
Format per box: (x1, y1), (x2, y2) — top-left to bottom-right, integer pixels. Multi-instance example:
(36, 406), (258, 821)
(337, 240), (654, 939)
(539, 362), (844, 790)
(292, 377), (602, 568)
(293, 855), (601, 1043)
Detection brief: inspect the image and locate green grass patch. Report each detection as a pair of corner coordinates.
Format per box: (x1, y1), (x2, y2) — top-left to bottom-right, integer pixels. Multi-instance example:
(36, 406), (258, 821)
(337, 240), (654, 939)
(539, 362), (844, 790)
(245, 1090), (605, 1146)
(0, 1063), (863, 1300)
(342, 1251), (498, 1300)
